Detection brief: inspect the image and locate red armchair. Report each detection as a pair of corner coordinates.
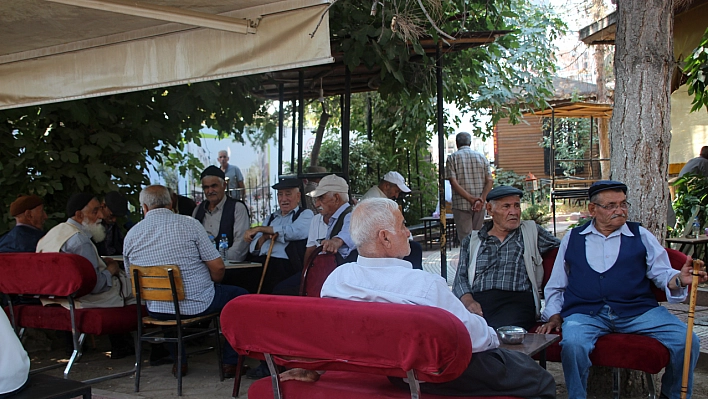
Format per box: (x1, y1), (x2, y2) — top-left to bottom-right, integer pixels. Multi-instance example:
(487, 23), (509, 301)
(0, 252), (139, 381)
(222, 294), (521, 399)
(537, 247), (684, 399)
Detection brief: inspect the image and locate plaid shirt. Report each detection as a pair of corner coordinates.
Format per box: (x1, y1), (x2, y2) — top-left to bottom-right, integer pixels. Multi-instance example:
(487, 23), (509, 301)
(445, 146), (490, 211)
(453, 222), (560, 295)
(124, 208), (220, 315)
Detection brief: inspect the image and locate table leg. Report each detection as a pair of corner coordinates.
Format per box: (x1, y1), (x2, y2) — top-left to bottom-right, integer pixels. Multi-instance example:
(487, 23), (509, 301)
(539, 349), (547, 369)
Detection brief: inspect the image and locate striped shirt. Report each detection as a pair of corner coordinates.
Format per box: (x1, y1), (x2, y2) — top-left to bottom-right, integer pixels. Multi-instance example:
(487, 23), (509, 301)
(445, 146), (491, 211)
(124, 208), (219, 315)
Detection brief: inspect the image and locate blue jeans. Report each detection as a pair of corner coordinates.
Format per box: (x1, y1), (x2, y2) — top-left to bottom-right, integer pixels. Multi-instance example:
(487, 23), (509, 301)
(560, 305), (699, 399)
(149, 284), (247, 365)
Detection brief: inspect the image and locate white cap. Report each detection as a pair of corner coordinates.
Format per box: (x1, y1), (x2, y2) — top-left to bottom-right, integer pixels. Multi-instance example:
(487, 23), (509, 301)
(307, 174), (349, 197)
(383, 171), (411, 193)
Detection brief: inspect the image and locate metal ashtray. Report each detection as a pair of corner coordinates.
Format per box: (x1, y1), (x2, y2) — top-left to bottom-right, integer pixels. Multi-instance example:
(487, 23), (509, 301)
(497, 326), (527, 344)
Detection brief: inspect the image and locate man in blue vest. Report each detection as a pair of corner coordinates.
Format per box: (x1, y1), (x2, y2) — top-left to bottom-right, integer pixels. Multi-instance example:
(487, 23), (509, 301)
(193, 166), (250, 263)
(539, 180), (708, 399)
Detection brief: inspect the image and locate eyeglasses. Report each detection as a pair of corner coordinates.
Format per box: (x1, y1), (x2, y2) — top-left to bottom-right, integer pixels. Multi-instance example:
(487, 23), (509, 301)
(593, 201), (631, 211)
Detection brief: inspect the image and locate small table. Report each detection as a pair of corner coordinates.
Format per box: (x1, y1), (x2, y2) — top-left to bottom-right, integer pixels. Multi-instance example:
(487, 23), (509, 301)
(225, 261), (262, 270)
(420, 215), (457, 250)
(665, 235), (708, 263)
(499, 333), (560, 369)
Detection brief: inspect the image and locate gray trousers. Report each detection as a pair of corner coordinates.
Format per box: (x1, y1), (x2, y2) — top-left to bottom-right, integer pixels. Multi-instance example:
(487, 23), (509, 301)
(390, 348), (556, 399)
(453, 208), (485, 240)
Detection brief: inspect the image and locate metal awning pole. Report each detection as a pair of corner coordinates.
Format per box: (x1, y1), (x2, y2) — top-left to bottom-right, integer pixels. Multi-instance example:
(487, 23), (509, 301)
(551, 108), (557, 235)
(291, 101), (296, 173)
(298, 71), (304, 177)
(278, 84), (284, 177)
(342, 67), (351, 183)
(436, 41), (447, 281)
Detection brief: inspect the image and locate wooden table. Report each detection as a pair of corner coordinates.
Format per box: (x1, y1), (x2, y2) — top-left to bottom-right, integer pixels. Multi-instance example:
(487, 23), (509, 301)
(225, 261), (262, 270)
(499, 333), (560, 369)
(665, 235), (708, 263)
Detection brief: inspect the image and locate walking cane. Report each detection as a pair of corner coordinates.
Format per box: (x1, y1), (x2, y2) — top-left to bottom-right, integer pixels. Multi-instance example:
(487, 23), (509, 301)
(257, 233), (278, 294)
(680, 259), (702, 399)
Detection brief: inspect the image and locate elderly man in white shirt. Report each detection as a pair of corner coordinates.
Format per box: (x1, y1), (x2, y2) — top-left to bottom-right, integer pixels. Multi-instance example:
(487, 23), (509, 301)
(282, 198), (555, 398)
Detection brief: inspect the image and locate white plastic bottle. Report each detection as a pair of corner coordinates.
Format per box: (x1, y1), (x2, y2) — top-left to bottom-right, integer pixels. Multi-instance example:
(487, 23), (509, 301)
(692, 217), (701, 238)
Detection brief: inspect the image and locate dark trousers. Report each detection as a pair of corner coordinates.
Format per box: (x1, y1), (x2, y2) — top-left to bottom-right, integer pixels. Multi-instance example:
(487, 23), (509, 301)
(474, 289), (536, 331)
(390, 348), (555, 398)
(406, 240), (423, 270)
(148, 284), (247, 365)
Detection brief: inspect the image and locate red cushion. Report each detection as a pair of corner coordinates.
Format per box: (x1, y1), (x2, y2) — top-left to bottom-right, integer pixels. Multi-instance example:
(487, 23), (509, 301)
(222, 295), (472, 383)
(248, 371), (520, 399)
(8, 304), (140, 335)
(300, 251), (338, 297)
(0, 253), (96, 298)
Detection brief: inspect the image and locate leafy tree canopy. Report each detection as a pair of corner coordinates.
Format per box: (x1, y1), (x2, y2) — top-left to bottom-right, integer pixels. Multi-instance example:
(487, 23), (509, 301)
(685, 27), (708, 113)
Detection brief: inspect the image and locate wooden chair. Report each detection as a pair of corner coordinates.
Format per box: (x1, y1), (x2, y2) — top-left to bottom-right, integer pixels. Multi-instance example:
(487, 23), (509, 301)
(130, 265), (224, 396)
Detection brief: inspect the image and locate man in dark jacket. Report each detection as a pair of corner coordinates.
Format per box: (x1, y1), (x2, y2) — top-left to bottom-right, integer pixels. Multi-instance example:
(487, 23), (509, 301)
(0, 195), (46, 253)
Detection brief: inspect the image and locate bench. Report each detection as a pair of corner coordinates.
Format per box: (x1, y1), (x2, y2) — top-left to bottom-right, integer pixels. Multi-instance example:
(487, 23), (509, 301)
(0, 252), (139, 382)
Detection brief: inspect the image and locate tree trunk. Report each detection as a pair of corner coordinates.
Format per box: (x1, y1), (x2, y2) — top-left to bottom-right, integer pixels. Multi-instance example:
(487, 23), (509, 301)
(610, 0), (673, 241)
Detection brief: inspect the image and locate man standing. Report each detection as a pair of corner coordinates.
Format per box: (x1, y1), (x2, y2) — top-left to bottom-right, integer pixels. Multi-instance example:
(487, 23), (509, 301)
(308, 198), (555, 398)
(95, 191), (129, 256)
(0, 194), (46, 253)
(445, 132), (493, 239)
(217, 150), (245, 199)
(305, 175), (356, 265)
(679, 146), (708, 177)
(243, 179), (313, 294)
(362, 171), (411, 200)
(124, 185), (248, 378)
(193, 166), (250, 262)
(36, 193), (134, 358)
(539, 180), (708, 399)
(452, 186), (560, 330)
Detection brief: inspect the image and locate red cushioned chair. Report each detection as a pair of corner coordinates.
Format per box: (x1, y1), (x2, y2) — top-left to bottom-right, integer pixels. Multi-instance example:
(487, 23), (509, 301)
(0, 252), (139, 382)
(536, 247), (685, 399)
(299, 245), (338, 297)
(222, 294), (522, 399)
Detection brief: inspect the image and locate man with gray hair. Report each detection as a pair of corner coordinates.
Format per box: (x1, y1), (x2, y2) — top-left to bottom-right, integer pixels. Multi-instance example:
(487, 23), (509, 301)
(305, 174), (356, 265)
(291, 198), (555, 398)
(446, 132), (493, 239)
(217, 150), (245, 198)
(124, 185), (248, 378)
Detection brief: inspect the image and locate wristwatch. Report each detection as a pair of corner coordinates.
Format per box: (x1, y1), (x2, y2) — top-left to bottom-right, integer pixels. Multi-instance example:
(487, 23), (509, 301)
(675, 275), (686, 289)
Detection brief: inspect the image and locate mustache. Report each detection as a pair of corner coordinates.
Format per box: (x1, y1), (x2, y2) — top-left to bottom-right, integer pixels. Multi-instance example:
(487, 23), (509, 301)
(610, 213), (627, 219)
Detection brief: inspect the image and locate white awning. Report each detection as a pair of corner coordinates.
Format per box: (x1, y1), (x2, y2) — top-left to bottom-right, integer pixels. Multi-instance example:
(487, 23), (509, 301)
(0, 0), (333, 110)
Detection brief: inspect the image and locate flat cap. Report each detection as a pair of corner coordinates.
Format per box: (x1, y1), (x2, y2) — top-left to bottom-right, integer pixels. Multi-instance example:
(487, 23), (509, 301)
(200, 165), (225, 180)
(104, 191), (128, 217)
(272, 179), (301, 190)
(588, 180), (627, 199)
(66, 193), (95, 217)
(10, 195), (43, 216)
(486, 185), (523, 202)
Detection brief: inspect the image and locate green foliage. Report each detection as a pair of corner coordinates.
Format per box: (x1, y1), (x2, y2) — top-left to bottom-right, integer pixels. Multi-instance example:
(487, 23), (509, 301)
(493, 168), (525, 190)
(521, 204), (551, 226)
(684, 27), (708, 113)
(0, 77), (273, 234)
(541, 117), (594, 176)
(671, 173), (708, 237)
(568, 216), (593, 230)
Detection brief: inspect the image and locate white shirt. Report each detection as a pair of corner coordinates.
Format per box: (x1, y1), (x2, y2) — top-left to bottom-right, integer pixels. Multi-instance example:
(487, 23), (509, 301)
(0, 312), (29, 394)
(362, 185), (387, 200)
(321, 255), (499, 352)
(542, 221), (687, 321)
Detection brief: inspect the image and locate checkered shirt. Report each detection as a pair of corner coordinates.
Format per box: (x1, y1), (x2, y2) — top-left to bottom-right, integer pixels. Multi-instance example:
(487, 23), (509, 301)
(123, 208), (220, 315)
(445, 146), (491, 211)
(455, 222), (560, 294)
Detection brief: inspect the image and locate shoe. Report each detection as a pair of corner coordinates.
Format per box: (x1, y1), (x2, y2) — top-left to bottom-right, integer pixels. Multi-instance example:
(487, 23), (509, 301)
(222, 364), (250, 379)
(149, 344), (173, 366)
(172, 363), (188, 378)
(245, 362), (279, 379)
(110, 345), (134, 360)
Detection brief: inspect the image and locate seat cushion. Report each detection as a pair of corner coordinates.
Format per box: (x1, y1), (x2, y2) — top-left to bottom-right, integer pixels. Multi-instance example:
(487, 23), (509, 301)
(8, 304), (140, 335)
(248, 371), (521, 399)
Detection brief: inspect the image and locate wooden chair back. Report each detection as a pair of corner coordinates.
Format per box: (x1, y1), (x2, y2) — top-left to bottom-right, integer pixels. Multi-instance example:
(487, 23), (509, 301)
(130, 265), (184, 302)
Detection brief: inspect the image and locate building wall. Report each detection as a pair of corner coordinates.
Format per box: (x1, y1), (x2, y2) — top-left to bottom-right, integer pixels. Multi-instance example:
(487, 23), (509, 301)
(494, 116), (548, 178)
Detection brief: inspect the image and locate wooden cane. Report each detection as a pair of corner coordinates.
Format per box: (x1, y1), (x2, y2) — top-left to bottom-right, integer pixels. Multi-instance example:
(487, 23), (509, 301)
(680, 259), (701, 399)
(257, 233), (278, 294)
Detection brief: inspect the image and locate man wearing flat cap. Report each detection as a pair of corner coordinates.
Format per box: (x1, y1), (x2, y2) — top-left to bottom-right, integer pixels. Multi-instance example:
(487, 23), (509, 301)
(193, 165), (250, 262)
(243, 179), (313, 294)
(0, 195), (47, 253)
(538, 180), (708, 399)
(95, 191), (129, 256)
(305, 174), (357, 266)
(452, 185), (560, 331)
